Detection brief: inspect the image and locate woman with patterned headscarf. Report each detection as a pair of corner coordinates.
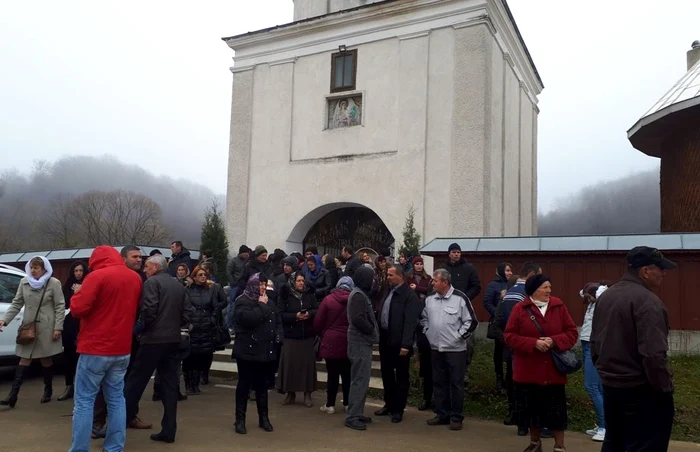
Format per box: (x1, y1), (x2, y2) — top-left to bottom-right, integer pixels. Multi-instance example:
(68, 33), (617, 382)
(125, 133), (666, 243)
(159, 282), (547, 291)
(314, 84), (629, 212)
(232, 273), (280, 434)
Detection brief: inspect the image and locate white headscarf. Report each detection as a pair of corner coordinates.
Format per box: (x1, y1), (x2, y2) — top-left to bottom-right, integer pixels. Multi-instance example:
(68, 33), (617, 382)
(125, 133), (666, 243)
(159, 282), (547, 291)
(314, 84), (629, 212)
(595, 285), (608, 299)
(24, 256), (53, 290)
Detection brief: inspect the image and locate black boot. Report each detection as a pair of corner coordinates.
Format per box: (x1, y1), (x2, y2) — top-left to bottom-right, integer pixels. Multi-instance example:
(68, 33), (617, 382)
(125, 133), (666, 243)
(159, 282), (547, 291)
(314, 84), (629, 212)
(185, 372), (195, 396)
(201, 369), (209, 385)
(152, 383), (162, 402)
(256, 390), (273, 432)
(234, 415), (247, 435)
(0, 365), (26, 408)
(192, 371), (201, 395)
(57, 385), (74, 401)
(40, 366), (53, 404)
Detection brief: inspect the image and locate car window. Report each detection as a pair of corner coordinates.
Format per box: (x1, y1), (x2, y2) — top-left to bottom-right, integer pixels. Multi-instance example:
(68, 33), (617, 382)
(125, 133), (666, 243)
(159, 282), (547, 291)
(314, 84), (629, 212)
(0, 273), (22, 303)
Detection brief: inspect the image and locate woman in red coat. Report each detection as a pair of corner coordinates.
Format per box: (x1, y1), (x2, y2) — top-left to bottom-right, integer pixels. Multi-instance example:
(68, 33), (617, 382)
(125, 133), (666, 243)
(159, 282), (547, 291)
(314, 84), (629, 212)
(504, 275), (578, 452)
(313, 276), (354, 414)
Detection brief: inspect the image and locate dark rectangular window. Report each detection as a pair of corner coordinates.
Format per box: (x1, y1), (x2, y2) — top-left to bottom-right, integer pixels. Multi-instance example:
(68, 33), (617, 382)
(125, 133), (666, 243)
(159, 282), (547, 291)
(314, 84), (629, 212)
(330, 49), (357, 93)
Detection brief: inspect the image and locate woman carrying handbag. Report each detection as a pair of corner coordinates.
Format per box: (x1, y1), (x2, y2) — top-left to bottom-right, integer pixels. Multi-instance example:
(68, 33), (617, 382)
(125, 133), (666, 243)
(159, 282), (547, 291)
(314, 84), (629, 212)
(0, 256), (66, 408)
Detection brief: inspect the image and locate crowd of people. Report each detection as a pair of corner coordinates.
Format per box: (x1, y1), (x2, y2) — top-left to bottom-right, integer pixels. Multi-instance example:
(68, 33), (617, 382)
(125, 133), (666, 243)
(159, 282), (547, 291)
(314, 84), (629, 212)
(0, 240), (678, 452)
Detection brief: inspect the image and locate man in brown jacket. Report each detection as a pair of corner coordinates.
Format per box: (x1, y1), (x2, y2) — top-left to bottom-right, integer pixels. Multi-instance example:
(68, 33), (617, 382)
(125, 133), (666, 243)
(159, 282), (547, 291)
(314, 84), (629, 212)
(591, 246), (675, 452)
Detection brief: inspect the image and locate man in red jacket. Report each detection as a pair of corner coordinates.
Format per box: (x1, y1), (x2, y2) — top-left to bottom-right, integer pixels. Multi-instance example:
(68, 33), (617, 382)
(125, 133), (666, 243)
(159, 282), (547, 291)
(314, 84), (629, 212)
(68, 246), (142, 452)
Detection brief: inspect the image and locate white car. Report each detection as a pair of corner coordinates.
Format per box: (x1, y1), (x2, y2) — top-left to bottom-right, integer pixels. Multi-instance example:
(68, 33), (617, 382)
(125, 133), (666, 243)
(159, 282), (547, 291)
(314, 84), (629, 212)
(0, 264), (25, 365)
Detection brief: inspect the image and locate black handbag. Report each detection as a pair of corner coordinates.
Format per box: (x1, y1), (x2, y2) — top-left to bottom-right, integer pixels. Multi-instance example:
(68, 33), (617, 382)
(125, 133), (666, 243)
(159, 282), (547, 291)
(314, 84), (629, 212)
(486, 319), (498, 340)
(525, 307), (582, 375)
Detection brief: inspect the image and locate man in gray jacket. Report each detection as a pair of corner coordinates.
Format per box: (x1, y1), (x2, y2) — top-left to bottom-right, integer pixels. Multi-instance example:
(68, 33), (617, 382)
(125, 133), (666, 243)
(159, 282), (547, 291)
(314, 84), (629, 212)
(125, 255), (191, 444)
(421, 268), (478, 431)
(345, 266), (379, 431)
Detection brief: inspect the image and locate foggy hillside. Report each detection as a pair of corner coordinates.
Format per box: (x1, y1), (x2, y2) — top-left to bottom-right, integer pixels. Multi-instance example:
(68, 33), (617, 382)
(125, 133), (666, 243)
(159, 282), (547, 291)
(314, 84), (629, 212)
(0, 155), (224, 252)
(538, 169), (660, 236)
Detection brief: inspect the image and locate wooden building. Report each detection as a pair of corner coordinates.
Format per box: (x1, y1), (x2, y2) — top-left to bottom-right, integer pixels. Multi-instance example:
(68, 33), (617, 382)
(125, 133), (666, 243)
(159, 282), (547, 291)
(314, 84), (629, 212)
(420, 233), (700, 331)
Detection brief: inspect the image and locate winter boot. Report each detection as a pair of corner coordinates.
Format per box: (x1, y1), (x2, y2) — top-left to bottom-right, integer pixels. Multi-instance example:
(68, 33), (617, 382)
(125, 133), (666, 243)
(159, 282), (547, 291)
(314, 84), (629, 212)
(235, 397), (247, 435)
(57, 385), (74, 401)
(40, 366), (53, 404)
(0, 365), (26, 408)
(201, 369), (209, 385)
(256, 390), (273, 432)
(185, 372), (196, 396)
(192, 371), (201, 395)
(177, 383), (188, 401)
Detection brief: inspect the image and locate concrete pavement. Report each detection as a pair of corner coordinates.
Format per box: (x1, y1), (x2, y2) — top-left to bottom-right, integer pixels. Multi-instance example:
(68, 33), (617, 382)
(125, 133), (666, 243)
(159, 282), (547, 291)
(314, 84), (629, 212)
(0, 377), (697, 452)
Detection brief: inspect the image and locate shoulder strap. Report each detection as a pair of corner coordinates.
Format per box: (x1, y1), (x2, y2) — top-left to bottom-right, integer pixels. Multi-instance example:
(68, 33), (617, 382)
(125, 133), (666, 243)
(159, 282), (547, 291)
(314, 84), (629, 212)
(33, 283), (50, 322)
(525, 307), (546, 336)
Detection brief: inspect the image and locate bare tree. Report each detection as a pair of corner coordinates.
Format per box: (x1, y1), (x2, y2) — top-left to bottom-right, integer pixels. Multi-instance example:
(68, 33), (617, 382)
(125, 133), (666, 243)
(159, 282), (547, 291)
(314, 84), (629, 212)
(40, 195), (80, 248)
(71, 190), (170, 245)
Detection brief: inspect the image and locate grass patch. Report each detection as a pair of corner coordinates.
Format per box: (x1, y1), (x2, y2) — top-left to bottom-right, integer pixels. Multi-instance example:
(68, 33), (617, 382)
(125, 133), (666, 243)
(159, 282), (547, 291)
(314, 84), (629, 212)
(400, 339), (700, 442)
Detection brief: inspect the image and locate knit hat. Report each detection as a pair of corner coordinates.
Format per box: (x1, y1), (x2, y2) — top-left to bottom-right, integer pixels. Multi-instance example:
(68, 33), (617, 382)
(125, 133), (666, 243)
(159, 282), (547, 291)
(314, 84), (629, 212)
(525, 274), (551, 297)
(239, 245), (252, 254)
(448, 243), (461, 252)
(413, 256), (424, 265)
(254, 245), (268, 257)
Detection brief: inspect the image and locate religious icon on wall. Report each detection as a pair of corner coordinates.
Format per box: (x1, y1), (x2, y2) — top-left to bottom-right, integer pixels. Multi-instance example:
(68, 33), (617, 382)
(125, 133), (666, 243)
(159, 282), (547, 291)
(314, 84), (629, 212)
(327, 95), (362, 130)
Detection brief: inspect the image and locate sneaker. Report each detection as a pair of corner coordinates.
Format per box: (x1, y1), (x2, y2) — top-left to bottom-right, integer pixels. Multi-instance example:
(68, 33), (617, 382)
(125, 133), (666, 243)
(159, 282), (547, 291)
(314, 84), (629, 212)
(541, 428), (554, 438)
(345, 419), (367, 431)
(592, 428), (606, 442)
(344, 405), (349, 413)
(585, 426), (599, 436)
(553, 446), (567, 452)
(319, 405), (335, 415)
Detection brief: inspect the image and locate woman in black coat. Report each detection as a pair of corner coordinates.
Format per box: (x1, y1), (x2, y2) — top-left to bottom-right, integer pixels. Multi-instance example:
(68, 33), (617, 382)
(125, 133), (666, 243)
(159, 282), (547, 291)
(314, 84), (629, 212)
(233, 273), (279, 435)
(276, 272), (319, 408)
(59, 260), (89, 401)
(483, 262), (512, 389)
(182, 265), (226, 395)
(303, 254), (332, 302)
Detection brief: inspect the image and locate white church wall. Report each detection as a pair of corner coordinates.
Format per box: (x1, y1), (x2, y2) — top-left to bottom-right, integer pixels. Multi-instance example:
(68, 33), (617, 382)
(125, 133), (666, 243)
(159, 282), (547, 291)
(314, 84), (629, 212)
(519, 87), (534, 235)
(423, 27), (455, 245)
(502, 62), (521, 236)
(450, 25), (489, 237)
(485, 29), (505, 237)
(226, 0), (542, 252)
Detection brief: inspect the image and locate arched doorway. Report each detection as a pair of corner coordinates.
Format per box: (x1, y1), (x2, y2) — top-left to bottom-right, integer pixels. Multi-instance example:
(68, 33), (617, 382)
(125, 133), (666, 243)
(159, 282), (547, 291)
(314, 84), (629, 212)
(302, 207), (394, 258)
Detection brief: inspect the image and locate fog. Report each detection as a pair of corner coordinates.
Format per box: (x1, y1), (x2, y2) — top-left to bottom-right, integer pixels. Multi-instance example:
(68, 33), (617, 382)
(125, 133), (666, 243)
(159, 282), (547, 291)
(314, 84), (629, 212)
(0, 155), (224, 252)
(539, 169), (660, 236)
(0, 155), (662, 253)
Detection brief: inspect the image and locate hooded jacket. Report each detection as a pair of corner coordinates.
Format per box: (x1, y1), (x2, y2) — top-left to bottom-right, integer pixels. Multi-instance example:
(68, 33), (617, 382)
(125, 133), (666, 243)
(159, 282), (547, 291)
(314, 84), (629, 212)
(347, 267), (379, 346)
(313, 281), (352, 359)
(70, 246), (143, 356)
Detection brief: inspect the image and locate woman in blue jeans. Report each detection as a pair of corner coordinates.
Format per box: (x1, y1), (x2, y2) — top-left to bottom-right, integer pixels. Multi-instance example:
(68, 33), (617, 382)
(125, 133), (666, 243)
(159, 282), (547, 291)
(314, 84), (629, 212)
(579, 282), (609, 442)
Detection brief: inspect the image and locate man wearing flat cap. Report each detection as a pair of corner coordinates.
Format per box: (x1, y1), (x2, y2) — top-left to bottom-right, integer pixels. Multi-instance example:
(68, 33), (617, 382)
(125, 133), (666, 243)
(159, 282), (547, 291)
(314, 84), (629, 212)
(590, 246), (676, 452)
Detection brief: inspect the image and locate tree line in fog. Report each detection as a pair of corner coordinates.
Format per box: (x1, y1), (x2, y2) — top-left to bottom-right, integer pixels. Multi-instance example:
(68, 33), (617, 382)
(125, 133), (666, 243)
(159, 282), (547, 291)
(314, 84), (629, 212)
(0, 156), (660, 253)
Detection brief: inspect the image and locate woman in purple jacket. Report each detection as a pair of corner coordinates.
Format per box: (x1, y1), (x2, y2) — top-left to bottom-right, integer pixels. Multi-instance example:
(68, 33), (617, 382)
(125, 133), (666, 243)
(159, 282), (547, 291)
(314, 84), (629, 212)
(313, 277), (354, 414)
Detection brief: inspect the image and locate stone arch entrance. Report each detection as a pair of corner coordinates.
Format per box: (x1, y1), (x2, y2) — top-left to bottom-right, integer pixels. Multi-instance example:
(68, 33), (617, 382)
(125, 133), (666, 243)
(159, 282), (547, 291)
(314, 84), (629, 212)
(286, 203), (394, 258)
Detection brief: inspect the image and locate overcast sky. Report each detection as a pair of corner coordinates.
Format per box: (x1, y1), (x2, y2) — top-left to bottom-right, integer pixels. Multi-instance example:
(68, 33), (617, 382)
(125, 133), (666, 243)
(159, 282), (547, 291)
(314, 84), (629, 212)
(1, 0), (698, 212)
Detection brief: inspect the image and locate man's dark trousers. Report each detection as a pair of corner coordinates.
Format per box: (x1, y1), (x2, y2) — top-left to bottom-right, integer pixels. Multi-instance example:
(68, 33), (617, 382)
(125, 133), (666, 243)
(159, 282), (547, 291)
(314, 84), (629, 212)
(601, 384), (674, 452)
(378, 331), (412, 414)
(432, 350), (467, 422)
(125, 343), (180, 440)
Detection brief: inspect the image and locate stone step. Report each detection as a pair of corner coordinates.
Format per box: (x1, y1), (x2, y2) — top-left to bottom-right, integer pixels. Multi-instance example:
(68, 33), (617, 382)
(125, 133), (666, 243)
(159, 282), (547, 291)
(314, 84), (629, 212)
(224, 341), (380, 353)
(213, 350), (383, 379)
(209, 359), (385, 391)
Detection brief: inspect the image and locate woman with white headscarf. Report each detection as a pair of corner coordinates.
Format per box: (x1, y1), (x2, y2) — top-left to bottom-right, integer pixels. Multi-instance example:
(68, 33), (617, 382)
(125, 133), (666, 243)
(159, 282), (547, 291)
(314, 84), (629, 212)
(0, 256), (65, 409)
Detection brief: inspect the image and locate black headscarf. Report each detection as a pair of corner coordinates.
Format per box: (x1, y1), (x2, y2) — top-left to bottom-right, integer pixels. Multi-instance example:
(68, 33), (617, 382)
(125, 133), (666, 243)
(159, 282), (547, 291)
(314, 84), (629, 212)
(496, 262), (511, 281)
(63, 260), (89, 309)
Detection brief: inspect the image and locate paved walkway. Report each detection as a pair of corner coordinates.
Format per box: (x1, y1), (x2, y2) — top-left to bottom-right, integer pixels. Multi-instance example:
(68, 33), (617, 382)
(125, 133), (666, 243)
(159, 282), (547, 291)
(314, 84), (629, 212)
(0, 378), (697, 452)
